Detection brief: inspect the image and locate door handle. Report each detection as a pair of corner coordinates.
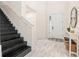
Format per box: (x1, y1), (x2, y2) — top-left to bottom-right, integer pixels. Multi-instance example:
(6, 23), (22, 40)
(52, 26), (54, 30)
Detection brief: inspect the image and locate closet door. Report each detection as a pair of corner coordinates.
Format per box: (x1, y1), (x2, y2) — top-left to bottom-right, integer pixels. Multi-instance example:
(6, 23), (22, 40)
(49, 13), (64, 39)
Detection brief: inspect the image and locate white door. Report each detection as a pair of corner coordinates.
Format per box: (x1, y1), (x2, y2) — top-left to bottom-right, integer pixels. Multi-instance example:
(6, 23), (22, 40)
(49, 13), (64, 39)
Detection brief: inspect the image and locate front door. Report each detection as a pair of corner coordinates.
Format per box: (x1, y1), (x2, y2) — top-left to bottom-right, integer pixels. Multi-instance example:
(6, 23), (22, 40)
(49, 13), (64, 39)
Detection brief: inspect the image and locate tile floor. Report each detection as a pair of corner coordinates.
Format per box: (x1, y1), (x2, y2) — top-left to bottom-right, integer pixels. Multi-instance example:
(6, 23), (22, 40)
(25, 39), (69, 57)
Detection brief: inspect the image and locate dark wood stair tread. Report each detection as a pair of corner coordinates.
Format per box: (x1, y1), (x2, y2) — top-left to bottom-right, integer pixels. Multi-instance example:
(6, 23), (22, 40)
(4, 46), (31, 57)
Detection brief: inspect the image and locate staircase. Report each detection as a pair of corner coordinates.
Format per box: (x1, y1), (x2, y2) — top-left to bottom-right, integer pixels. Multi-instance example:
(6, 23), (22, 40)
(0, 8), (31, 57)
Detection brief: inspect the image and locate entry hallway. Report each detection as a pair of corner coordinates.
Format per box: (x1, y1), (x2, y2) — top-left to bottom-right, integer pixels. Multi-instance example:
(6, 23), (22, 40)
(25, 39), (69, 57)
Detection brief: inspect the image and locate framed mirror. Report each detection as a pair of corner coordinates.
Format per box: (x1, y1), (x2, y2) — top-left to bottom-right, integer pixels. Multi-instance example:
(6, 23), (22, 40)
(70, 7), (77, 28)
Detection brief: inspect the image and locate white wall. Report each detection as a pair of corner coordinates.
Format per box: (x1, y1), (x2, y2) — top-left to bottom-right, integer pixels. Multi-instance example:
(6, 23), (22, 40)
(2, 1), (22, 16)
(21, 2), (37, 42)
(23, 1), (48, 40)
(34, 2), (48, 39)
